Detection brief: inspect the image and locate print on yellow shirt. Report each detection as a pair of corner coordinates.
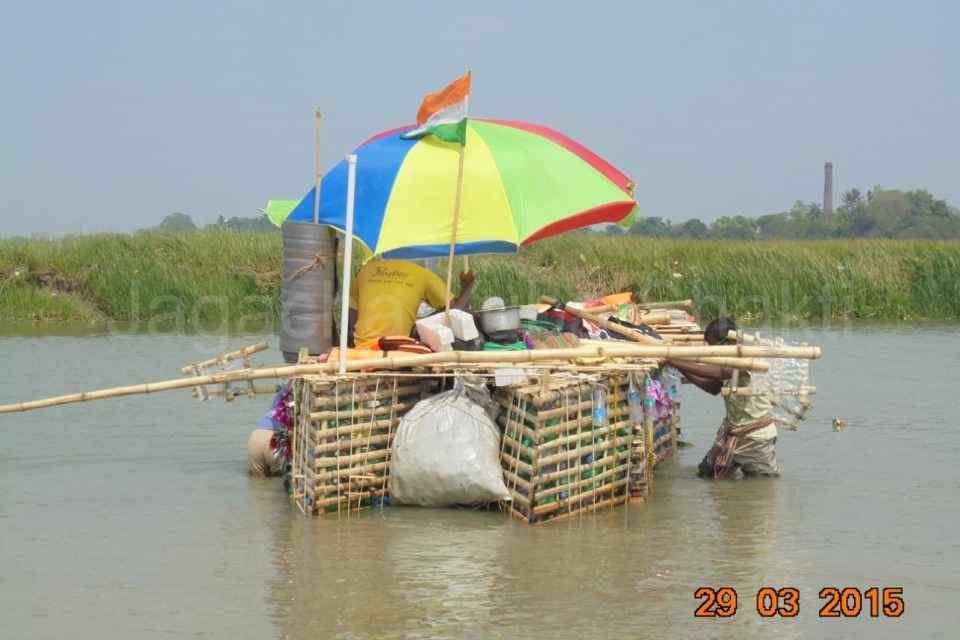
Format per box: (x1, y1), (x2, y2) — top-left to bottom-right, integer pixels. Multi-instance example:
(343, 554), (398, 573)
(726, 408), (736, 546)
(349, 260), (448, 343)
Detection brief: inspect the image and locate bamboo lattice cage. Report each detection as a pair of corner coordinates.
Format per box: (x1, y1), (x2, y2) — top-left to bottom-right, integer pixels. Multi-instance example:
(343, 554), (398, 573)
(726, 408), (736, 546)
(286, 365), (682, 521)
(495, 370), (677, 524)
(290, 375), (441, 516)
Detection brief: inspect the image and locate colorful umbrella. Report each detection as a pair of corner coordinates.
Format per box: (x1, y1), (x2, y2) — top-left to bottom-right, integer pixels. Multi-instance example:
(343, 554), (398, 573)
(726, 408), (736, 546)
(287, 119), (637, 258)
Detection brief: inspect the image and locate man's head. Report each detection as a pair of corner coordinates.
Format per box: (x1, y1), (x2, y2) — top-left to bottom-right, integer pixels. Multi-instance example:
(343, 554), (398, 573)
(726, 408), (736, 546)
(704, 317), (738, 345)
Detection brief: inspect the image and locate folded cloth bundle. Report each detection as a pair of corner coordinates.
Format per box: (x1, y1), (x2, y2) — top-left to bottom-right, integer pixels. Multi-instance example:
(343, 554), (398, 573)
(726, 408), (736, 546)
(379, 335), (432, 354)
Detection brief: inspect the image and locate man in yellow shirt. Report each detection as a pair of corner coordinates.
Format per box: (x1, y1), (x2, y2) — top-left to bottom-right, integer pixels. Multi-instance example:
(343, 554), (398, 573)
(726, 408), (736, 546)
(348, 259), (476, 347)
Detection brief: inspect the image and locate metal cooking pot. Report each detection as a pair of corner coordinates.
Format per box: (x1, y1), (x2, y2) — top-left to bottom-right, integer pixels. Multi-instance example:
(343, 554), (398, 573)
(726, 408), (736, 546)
(476, 297), (521, 334)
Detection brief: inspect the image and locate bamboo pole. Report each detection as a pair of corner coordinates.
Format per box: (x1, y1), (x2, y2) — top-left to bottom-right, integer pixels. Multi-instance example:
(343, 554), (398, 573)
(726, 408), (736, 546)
(310, 402), (414, 421)
(536, 463), (630, 501)
(534, 478), (629, 516)
(180, 342), (269, 374)
(499, 451), (533, 476)
(668, 356), (770, 372)
(582, 299), (694, 313)
(310, 381), (436, 407)
(200, 383), (279, 398)
(0, 343), (821, 415)
(536, 435), (631, 469)
(636, 310), (673, 325)
(541, 296), (660, 345)
(443, 89), (470, 318)
(311, 461), (389, 483)
(537, 450), (631, 485)
(721, 385), (817, 397)
(313, 109), (323, 224)
(636, 299), (693, 310)
(500, 467), (531, 492)
(313, 433), (392, 454)
(315, 447), (390, 468)
(310, 419), (398, 441)
(547, 494), (628, 524)
(661, 334), (704, 342)
(583, 303), (616, 315)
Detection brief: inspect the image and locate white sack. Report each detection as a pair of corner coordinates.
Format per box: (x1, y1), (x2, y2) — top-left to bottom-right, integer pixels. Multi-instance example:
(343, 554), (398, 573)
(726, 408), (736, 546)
(389, 383), (510, 507)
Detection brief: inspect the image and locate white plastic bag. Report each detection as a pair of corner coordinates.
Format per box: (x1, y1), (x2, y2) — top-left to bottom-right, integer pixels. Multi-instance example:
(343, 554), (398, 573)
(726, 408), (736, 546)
(389, 381), (510, 507)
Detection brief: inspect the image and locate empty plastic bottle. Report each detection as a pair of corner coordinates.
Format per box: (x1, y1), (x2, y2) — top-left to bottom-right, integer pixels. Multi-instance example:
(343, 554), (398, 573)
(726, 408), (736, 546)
(592, 386), (608, 428)
(628, 377), (644, 425)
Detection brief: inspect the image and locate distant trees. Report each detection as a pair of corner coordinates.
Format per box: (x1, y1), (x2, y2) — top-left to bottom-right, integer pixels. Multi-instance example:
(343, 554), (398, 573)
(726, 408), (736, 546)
(151, 212), (277, 233)
(615, 187), (960, 240)
(678, 218), (708, 238)
(626, 216), (672, 237)
(207, 215), (276, 233)
(156, 212), (197, 232)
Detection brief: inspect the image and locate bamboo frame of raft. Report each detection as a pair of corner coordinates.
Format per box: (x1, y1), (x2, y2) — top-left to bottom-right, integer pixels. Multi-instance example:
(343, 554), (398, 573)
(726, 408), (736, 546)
(0, 343), (820, 414)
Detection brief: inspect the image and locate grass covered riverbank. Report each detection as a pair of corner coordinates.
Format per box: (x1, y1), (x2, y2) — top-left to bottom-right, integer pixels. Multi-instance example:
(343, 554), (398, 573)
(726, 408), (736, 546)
(1, 232), (958, 326)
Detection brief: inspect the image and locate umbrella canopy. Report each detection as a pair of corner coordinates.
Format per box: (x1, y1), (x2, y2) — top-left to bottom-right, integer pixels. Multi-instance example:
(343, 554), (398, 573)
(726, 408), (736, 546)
(264, 199), (298, 227)
(287, 118), (636, 258)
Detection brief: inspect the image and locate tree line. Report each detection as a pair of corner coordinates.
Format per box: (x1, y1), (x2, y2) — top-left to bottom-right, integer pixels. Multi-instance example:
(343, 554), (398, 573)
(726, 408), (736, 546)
(608, 187), (960, 240)
(154, 212), (276, 233)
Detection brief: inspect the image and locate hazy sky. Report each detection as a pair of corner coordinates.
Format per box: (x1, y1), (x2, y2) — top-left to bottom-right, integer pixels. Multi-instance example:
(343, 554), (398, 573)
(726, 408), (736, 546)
(1, 1), (957, 235)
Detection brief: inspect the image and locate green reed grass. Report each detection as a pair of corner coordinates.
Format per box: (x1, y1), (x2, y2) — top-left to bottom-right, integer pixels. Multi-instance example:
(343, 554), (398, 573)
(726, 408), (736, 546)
(2, 232), (958, 325)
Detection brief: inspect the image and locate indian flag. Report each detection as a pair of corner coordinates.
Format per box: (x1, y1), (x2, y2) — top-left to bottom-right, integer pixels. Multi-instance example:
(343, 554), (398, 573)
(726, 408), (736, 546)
(401, 72), (471, 144)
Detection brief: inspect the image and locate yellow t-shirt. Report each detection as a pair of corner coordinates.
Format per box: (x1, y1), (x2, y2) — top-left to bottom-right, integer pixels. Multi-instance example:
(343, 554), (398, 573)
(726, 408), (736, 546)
(349, 259), (448, 343)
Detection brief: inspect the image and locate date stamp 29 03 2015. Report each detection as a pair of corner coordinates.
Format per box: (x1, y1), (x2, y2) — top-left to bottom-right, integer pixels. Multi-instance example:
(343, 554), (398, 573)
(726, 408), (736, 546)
(694, 586), (905, 619)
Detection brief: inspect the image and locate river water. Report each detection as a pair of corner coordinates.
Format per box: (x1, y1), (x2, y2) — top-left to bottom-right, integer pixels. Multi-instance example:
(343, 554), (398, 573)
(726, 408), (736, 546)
(1, 327), (957, 639)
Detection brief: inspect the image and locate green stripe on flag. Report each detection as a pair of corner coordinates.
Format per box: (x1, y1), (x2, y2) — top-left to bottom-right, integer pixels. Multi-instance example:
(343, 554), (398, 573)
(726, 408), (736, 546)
(402, 119), (467, 144)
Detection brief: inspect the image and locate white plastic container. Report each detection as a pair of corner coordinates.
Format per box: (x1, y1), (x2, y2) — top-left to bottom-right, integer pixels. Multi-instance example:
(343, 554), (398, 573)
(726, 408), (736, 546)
(519, 305), (538, 321)
(416, 319), (454, 352)
(446, 309), (480, 341)
(417, 310), (479, 342)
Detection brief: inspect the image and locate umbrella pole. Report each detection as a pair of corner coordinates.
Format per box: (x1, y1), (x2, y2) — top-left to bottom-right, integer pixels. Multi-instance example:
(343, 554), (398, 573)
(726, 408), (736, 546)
(338, 154), (358, 375)
(443, 140), (467, 317)
(313, 109), (323, 224)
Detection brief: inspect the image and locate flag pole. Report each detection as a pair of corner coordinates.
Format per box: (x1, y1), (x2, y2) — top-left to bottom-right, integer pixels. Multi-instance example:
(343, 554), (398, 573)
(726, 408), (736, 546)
(338, 154), (358, 375)
(444, 89), (469, 317)
(313, 108), (322, 224)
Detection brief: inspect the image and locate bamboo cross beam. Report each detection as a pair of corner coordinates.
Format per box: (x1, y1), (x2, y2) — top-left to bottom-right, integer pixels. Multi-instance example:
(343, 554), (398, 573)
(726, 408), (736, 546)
(669, 356), (770, 372)
(0, 342), (821, 415)
(721, 385), (817, 397)
(540, 295), (661, 345)
(180, 342), (269, 375)
(636, 298), (693, 310)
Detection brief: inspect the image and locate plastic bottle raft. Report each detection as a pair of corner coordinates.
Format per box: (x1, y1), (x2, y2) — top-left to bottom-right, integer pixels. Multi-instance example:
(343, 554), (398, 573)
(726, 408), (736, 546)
(287, 368), (680, 522)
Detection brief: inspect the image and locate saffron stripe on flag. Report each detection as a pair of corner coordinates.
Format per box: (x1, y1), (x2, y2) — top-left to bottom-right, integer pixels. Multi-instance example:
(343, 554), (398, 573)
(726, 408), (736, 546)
(414, 73), (471, 125)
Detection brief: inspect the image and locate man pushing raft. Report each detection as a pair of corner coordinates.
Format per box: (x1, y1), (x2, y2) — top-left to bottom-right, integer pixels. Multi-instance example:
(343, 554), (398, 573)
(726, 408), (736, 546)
(670, 318), (782, 478)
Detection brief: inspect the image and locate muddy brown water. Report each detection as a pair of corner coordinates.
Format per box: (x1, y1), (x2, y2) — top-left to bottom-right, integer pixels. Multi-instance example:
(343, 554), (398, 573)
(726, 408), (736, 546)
(1, 327), (957, 639)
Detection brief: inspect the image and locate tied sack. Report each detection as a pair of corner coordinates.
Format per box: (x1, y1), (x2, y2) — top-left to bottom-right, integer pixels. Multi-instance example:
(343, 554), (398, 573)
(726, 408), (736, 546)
(389, 382), (510, 507)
